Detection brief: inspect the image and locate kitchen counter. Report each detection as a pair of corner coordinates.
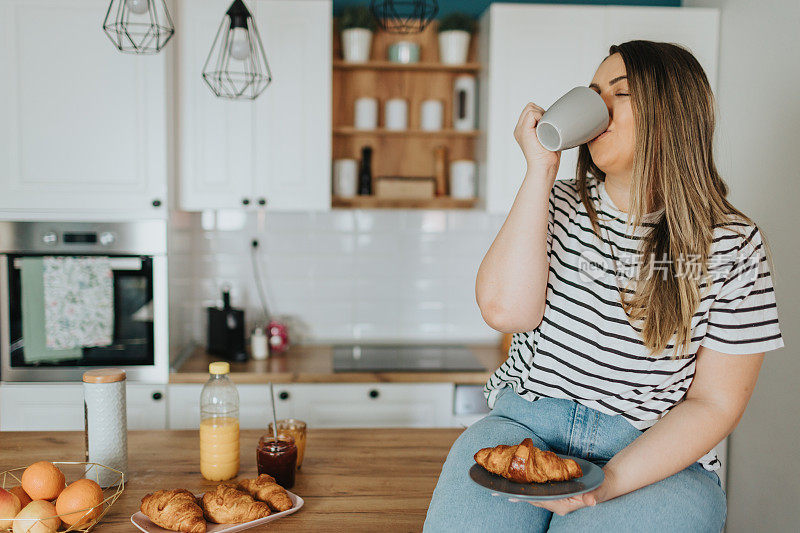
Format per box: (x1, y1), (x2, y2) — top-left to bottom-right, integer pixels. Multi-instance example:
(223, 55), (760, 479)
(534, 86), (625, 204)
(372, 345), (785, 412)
(170, 344), (506, 385)
(0, 428), (462, 532)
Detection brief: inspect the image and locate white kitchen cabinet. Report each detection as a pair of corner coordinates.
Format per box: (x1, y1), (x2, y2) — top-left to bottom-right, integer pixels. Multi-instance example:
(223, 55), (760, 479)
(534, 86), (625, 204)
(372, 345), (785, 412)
(0, 383), (167, 431)
(167, 383), (453, 429)
(0, 383), (84, 431)
(177, 0), (331, 212)
(0, 0), (168, 217)
(126, 384), (168, 430)
(274, 383), (455, 428)
(167, 383), (295, 430)
(479, 4), (719, 214)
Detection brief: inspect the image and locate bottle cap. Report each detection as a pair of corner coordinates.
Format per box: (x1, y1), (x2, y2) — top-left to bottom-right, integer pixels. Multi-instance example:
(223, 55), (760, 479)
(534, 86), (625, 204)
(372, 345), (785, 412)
(83, 368), (126, 383)
(209, 361), (230, 375)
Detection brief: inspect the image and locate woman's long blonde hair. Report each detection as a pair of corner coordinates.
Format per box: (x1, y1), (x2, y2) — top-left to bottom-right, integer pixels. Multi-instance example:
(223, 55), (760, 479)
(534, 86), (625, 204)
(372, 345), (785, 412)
(576, 40), (762, 359)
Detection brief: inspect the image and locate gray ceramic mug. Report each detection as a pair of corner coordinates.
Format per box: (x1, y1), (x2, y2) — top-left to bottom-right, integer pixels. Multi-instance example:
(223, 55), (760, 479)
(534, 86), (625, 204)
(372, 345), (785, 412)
(536, 86), (610, 152)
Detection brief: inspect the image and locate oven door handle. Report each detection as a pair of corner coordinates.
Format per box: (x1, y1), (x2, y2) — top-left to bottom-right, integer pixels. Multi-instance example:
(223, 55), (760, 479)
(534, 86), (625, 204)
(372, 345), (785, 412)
(12, 257), (143, 271)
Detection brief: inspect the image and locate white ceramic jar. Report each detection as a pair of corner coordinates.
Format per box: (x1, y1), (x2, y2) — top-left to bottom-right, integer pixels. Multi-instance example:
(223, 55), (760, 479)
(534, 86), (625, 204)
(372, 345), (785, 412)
(83, 368), (128, 487)
(341, 28), (372, 62)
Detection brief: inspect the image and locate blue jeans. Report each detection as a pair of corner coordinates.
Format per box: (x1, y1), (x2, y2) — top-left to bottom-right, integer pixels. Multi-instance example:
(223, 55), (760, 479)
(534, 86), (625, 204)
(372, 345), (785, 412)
(425, 386), (727, 532)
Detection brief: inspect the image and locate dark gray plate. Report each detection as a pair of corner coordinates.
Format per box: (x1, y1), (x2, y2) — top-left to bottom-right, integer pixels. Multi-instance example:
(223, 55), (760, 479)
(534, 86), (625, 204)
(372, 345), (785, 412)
(469, 455), (604, 501)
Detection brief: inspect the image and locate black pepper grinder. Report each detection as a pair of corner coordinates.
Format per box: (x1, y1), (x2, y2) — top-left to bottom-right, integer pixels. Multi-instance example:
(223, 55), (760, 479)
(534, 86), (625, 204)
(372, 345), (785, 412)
(358, 146), (373, 195)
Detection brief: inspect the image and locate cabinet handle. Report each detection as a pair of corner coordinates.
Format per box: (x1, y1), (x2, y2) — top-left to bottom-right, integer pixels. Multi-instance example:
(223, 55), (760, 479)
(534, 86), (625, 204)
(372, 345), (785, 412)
(258, 197), (266, 206)
(242, 198), (250, 206)
(152, 392), (163, 401)
(368, 389), (380, 399)
(278, 391), (290, 401)
(152, 199), (162, 208)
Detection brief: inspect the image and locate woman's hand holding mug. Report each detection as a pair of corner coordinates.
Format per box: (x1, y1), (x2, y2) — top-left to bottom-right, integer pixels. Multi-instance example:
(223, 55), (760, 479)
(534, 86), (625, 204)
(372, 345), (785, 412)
(514, 103), (561, 176)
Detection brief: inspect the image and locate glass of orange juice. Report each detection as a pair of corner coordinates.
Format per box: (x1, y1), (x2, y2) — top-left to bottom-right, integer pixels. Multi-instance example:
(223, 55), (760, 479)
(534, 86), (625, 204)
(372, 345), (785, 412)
(268, 419), (307, 469)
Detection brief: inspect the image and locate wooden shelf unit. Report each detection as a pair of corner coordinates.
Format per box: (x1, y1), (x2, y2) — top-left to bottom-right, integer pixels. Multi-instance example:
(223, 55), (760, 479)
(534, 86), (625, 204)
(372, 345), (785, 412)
(332, 20), (480, 209)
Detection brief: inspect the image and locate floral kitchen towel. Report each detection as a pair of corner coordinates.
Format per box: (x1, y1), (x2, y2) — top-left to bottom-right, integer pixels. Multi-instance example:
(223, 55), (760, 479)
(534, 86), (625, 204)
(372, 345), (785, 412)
(43, 256), (114, 350)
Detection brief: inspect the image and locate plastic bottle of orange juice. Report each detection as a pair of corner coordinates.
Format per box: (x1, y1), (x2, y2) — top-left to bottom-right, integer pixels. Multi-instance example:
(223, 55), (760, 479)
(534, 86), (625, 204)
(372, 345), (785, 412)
(200, 362), (240, 481)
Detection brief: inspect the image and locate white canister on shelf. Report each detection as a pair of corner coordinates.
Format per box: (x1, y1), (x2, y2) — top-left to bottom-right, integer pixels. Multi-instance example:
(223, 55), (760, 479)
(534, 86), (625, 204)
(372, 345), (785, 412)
(450, 160), (477, 199)
(83, 368), (127, 487)
(341, 28), (372, 62)
(354, 97), (378, 130)
(385, 98), (408, 131)
(333, 159), (358, 197)
(420, 99), (444, 131)
(453, 75), (476, 131)
(438, 30), (471, 65)
(251, 327), (268, 360)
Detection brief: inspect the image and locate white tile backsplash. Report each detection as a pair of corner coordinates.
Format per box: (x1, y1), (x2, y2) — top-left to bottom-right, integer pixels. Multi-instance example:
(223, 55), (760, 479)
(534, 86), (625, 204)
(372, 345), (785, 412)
(168, 209), (507, 348)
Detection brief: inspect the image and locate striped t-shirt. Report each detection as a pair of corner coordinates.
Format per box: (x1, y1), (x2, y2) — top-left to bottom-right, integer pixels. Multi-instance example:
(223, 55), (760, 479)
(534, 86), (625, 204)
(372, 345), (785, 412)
(485, 177), (784, 471)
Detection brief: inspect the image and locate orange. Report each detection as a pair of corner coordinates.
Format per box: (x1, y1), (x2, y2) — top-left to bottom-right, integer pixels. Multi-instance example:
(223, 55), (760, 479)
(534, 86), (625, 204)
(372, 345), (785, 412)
(55, 479), (104, 526)
(20, 462), (65, 501)
(8, 487), (32, 508)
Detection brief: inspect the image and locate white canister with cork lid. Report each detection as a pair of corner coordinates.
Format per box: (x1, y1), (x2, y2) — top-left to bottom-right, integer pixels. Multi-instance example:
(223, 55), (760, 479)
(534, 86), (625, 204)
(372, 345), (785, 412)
(83, 368), (128, 487)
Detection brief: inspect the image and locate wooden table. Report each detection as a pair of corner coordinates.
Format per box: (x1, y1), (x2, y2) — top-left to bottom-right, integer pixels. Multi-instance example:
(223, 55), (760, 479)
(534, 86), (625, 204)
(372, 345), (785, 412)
(0, 428), (463, 532)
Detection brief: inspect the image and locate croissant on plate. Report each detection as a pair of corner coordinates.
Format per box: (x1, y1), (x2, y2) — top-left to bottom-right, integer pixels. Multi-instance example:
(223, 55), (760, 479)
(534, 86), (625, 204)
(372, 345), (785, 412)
(474, 438), (583, 483)
(140, 489), (206, 533)
(238, 474), (293, 512)
(201, 483), (271, 524)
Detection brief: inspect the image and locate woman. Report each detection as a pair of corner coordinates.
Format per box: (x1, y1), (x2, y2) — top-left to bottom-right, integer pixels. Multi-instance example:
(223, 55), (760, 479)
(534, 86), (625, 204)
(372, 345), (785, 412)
(424, 40), (784, 532)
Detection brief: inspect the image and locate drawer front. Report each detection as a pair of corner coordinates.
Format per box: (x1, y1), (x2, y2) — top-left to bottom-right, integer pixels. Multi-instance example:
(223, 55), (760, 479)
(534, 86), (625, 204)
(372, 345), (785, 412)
(0, 383), (84, 431)
(282, 383), (455, 428)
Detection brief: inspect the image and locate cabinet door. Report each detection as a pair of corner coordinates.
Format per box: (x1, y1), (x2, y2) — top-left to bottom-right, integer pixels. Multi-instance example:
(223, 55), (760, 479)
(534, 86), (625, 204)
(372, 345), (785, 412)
(0, 0), (167, 215)
(480, 4), (605, 214)
(127, 384), (168, 430)
(252, 0), (331, 211)
(0, 383), (84, 431)
(167, 384), (296, 430)
(283, 384), (454, 428)
(177, 0), (255, 210)
(602, 7), (719, 91)
(167, 384), (202, 429)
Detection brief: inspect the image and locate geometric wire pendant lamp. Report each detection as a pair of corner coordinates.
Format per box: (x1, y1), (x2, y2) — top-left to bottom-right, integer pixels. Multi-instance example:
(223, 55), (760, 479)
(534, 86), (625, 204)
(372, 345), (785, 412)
(370, 0), (439, 34)
(102, 0), (174, 54)
(202, 0), (273, 100)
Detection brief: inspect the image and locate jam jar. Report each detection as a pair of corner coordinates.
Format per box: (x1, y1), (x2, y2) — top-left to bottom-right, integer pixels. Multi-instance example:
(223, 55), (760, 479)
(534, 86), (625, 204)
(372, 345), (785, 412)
(257, 434), (298, 488)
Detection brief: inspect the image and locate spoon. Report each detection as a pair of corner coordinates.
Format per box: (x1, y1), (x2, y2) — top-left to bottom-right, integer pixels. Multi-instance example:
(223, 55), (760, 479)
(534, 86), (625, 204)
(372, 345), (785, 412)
(269, 382), (279, 442)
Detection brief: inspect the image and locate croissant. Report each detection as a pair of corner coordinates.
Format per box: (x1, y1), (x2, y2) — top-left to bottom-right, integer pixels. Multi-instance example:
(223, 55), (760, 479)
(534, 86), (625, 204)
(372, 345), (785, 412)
(238, 474), (293, 512)
(201, 483), (271, 524)
(474, 438), (583, 483)
(140, 489), (206, 533)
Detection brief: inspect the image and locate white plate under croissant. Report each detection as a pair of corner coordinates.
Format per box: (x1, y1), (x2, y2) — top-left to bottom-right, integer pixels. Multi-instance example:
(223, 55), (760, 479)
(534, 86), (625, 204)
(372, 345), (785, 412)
(130, 474), (304, 533)
(130, 492), (303, 533)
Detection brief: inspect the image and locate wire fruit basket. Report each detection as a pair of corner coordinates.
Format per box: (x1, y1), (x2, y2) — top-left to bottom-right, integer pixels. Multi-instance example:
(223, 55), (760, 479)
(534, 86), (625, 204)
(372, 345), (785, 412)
(0, 462), (124, 533)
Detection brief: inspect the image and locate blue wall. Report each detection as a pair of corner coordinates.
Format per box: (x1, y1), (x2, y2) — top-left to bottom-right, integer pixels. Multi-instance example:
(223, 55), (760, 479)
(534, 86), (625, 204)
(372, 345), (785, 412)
(334, 0), (681, 17)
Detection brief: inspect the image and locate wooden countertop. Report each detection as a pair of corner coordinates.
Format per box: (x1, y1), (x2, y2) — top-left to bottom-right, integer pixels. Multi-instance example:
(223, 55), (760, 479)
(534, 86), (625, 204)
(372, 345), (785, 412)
(0, 428), (463, 532)
(170, 344), (506, 385)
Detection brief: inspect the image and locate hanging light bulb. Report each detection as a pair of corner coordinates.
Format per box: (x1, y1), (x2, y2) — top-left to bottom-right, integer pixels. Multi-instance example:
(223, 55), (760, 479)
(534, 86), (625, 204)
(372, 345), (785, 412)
(229, 27), (251, 61)
(370, 0), (439, 34)
(202, 0), (272, 100)
(102, 0), (174, 54)
(126, 0), (149, 15)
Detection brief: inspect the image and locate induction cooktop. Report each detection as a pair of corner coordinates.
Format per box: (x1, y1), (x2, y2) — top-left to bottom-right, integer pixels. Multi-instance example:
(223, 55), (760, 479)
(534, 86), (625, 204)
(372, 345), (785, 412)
(332, 344), (486, 372)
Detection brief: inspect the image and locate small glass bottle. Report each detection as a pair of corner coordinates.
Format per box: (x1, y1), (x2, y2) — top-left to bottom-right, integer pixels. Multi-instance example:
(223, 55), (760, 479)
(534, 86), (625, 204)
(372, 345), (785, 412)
(200, 362), (240, 481)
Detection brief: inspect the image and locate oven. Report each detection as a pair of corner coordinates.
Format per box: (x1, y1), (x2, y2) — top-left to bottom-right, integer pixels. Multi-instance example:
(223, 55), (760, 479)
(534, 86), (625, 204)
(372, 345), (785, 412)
(0, 221), (168, 382)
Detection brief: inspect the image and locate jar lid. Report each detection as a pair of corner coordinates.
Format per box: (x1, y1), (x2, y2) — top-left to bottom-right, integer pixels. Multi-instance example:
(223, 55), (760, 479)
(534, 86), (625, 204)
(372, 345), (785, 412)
(83, 368), (126, 383)
(209, 361), (230, 375)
